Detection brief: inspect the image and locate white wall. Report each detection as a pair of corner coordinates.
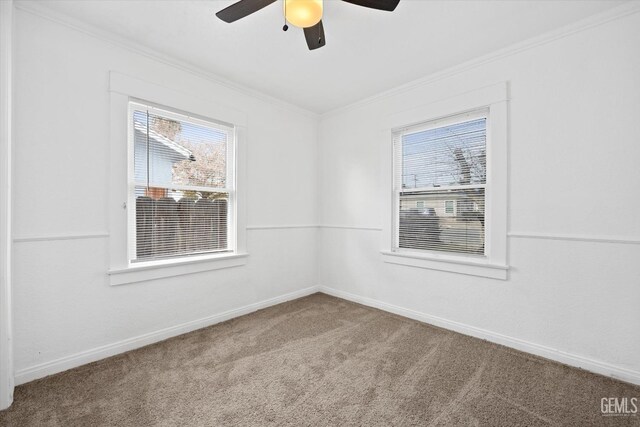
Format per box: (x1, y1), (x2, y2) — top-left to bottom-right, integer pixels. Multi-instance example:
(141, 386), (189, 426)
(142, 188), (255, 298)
(10, 2), (640, 388)
(318, 10), (640, 383)
(11, 7), (318, 382)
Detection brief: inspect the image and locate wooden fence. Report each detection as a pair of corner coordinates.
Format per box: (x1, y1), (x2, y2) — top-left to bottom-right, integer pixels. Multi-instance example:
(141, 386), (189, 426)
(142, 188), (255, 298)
(135, 196), (228, 260)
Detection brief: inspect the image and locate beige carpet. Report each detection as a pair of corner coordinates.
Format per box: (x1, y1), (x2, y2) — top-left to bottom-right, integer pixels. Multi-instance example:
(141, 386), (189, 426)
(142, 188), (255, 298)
(1, 293), (638, 426)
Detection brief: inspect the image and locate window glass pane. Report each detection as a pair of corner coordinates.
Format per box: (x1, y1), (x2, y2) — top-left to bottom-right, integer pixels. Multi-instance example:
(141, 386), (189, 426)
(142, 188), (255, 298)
(134, 187), (229, 262)
(399, 188), (485, 255)
(133, 109), (228, 189)
(402, 118), (486, 189)
(130, 102), (234, 263)
(444, 200), (454, 214)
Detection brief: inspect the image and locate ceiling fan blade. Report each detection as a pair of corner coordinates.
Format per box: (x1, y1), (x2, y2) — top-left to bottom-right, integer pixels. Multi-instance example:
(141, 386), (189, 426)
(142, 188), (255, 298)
(341, 0), (400, 12)
(304, 20), (326, 50)
(216, 0), (277, 23)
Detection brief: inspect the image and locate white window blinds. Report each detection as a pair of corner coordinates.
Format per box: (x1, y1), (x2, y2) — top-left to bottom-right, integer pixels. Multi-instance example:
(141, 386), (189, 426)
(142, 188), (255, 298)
(129, 101), (235, 263)
(393, 110), (487, 256)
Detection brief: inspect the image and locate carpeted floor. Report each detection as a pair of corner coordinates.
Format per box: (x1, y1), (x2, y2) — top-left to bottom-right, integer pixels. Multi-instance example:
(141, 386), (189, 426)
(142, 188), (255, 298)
(1, 293), (638, 426)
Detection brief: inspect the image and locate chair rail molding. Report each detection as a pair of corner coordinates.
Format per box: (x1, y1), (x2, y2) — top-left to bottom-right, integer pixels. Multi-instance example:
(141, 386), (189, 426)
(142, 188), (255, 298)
(13, 232), (110, 243)
(508, 231), (640, 245)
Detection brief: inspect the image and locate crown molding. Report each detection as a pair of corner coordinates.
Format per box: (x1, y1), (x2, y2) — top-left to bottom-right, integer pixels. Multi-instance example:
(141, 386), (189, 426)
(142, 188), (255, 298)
(14, 1), (639, 119)
(13, 0), (319, 120)
(322, 1), (640, 118)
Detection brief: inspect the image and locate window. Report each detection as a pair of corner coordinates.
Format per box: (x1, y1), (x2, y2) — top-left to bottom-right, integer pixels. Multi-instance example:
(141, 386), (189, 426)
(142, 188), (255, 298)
(444, 200), (455, 215)
(128, 101), (235, 264)
(393, 109), (487, 256)
(381, 83), (507, 279)
(108, 73), (247, 286)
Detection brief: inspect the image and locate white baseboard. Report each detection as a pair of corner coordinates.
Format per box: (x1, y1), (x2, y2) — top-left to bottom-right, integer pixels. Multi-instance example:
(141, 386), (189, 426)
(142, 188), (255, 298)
(15, 284), (640, 388)
(15, 286), (320, 385)
(318, 286), (640, 387)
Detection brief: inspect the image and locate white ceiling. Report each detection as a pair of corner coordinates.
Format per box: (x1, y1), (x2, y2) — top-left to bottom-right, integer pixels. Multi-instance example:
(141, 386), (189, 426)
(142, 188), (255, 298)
(25, 0), (624, 113)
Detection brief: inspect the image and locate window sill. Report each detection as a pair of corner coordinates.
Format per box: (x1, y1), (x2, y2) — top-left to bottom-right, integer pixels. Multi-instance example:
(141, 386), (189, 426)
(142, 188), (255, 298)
(380, 250), (508, 280)
(108, 252), (249, 286)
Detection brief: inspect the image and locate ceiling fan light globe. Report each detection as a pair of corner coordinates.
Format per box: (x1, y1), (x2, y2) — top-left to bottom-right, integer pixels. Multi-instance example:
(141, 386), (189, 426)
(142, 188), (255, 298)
(285, 0), (323, 28)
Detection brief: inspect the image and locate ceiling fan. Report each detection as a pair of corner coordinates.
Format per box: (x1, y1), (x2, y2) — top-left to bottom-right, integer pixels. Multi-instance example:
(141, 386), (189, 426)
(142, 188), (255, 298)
(216, 0), (400, 50)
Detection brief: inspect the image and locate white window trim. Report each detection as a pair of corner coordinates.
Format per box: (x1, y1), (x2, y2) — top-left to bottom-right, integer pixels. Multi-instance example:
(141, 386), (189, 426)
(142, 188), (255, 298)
(107, 72), (248, 286)
(126, 100), (237, 264)
(380, 82), (509, 280)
